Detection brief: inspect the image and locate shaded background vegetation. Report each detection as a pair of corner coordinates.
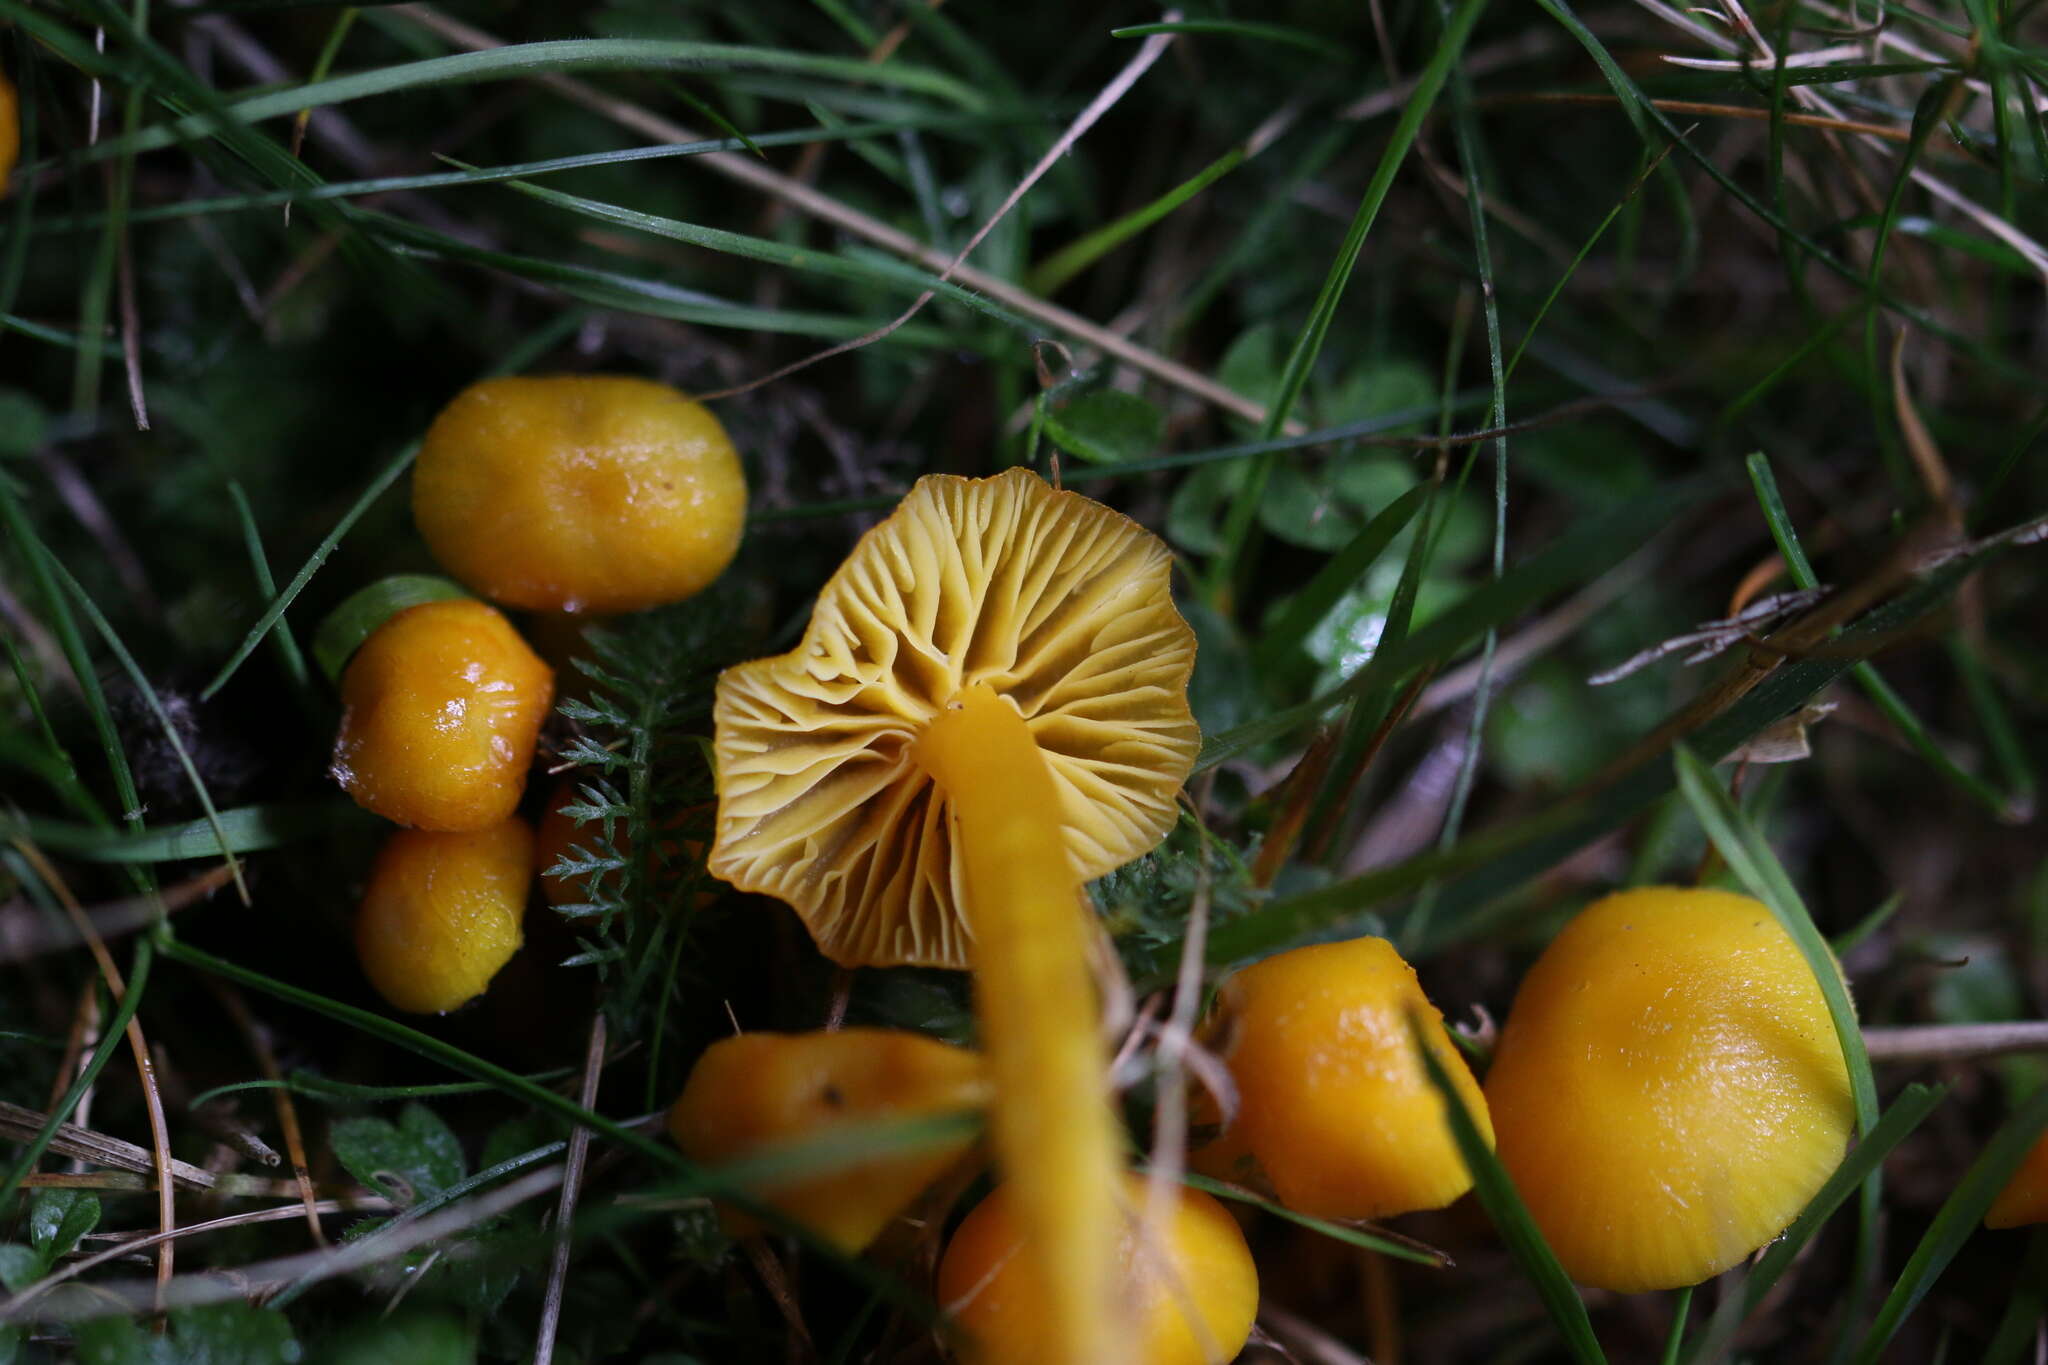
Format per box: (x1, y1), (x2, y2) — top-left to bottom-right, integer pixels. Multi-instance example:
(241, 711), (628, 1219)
(2, 0), (2046, 1360)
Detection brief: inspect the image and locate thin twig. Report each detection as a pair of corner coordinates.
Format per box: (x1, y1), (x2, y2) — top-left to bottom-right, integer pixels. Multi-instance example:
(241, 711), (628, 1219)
(533, 1013), (606, 1365)
(3, 1198), (390, 1317)
(0, 865), (232, 963)
(1864, 1021), (2048, 1064)
(4, 1164), (566, 1324)
(392, 6), (1294, 431)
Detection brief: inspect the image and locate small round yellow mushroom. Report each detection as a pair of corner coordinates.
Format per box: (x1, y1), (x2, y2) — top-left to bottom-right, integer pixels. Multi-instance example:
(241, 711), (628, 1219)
(668, 1029), (986, 1254)
(331, 598), (554, 832)
(355, 819), (530, 1014)
(1484, 886), (1856, 1292)
(1194, 936), (1491, 1220)
(937, 1173), (1259, 1365)
(412, 375), (747, 614)
(1987, 1130), (2048, 1230)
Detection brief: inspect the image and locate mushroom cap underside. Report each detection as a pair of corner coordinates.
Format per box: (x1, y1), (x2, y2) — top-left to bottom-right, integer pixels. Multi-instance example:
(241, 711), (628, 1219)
(709, 467), (1199, 969)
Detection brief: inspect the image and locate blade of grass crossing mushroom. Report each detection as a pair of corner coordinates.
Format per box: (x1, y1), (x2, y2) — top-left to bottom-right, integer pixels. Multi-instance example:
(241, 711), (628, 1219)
(1851, 1084), (2048, 1365)
(1204, 0), (1492, 609)
(1672, 742), (1882, 1347)
(915, 683), (1128, 1364)
(1408, 1011), (1607, 1365)
(200, 308), (585, 699)
(1676, 1083), (1946, 1365)
(1174, 1172), (1447, 1266)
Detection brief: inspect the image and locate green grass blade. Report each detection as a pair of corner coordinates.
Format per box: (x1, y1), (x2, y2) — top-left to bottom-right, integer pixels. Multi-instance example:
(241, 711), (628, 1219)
(1175, 1171), (1447, 1266)
(81, 37), (984, 162)
(310, 575), (469, 684)
(0, 803), (345, 863)
(1108, 20), (1344, 56)
(1252, 484), (1429, 671)
(1671, 743), (1878, 1135)
(1851, 1084), (2048, 1364)
(1410, 1013), (1607, 1364)
(226, 482), (314, 705)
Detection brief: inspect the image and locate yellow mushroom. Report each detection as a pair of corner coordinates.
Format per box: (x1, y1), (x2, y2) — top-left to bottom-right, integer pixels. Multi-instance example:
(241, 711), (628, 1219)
(412, 375), (747, 614)
(1194, 936), (1491, 1220)
(937, 1172), (1258, 1365)
(1987, 1130), (2048, 1230)
(355, 819), (530, 1014)
(331, 598), (554, 832)
(667, 1028), (986, 1253)
(709, 468), (1200, 1363)
(1484, 886), (1856, 1292)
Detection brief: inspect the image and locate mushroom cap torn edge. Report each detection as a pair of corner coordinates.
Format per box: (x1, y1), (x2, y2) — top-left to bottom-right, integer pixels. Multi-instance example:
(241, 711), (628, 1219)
(709, 467), (1200, 969)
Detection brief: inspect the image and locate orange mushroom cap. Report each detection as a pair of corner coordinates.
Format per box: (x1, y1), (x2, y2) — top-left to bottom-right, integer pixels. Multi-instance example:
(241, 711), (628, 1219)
(1484, 886), (1856, 1292)
(1987, 1130), (2048, 1230)
(412, 375), (747, 615)
(937, 1172), (1258, 1365)
(707, 467), (1199, 968)
(668, 1028), (986, 1253)
(331, 598), (554, 832)
(1194, 936), (1491, 1220)
(355, 819), (530, 1014)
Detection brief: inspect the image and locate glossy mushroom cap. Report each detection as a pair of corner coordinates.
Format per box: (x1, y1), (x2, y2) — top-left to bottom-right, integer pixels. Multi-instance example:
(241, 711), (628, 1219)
(937, 1173), (1258, 1365)
(668, 1028), (986, 1253)
(355, 819), (530, 1014)
(331, 599), (554, 831)
(412, 375), (747, 614)
(1987, 1131), (2048, 1229)
(1194, 936), (1491, 1220)
(708, 467), (1199, 968)
(1484, 886), (1856, 1292)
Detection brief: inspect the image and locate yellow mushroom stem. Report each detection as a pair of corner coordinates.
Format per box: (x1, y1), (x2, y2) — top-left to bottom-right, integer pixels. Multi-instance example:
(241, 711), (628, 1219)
(914, 682), (1126, 1365)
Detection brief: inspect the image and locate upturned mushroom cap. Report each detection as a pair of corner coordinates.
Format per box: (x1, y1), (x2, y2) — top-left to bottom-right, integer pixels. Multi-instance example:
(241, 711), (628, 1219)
(1484, 886), (1855, 1292)
(709, 468), (1199, 969)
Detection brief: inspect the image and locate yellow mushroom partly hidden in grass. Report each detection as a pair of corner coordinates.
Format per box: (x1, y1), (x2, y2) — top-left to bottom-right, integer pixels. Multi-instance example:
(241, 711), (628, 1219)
(709, 468), (1200, 1363)
(1987, 1130), (2048, 1230)
(355, 818), (530, 1014)
(938, 1172), (1258, 1365)
(1483, 886), (1856, 1292)
(667, 1028), (986, 1253)
(1194, 936), (1491, 1220)
(0, 69), (18, 198)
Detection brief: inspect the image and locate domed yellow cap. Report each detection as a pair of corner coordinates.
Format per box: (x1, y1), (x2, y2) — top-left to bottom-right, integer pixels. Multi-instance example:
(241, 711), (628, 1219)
(331, 598), (554, 832)
(412, 375), (747, 614)
(355, 819), (530, 1014)
(1484, 886), (1855, 1292)
(668, 1028), (986, 1253)
(937, 1172), (1258, 1365)
(1195, 936), (1490, 1220)
(708, 467), (1198, 969)
(1987, 1130), (2048, 1229)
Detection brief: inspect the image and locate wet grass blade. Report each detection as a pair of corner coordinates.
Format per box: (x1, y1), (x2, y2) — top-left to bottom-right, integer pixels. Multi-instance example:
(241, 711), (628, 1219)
(1411, 1014), (1606, 1365)
(1850, 1084), (2048, 1364)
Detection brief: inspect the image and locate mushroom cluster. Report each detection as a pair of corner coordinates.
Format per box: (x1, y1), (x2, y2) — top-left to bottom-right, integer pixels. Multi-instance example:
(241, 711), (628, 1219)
(324, 373), (747, 1014)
